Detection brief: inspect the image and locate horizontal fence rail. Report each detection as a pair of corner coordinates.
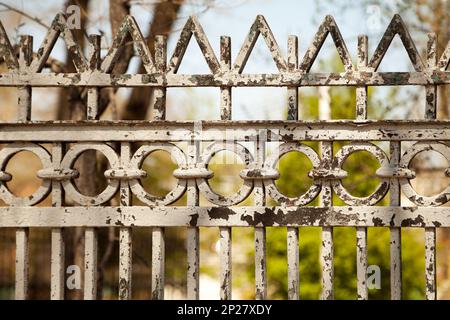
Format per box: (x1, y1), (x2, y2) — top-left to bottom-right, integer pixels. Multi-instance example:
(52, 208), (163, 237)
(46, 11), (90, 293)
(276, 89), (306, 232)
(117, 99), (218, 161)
(0, 11), (449, 300)
(1, 206), (449, 228)
(0, 120), (447, 141)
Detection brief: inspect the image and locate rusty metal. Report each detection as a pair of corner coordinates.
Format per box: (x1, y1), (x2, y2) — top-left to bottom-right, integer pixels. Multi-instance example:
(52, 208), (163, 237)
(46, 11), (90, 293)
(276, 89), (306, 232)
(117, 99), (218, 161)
(0, 13), (449, 301)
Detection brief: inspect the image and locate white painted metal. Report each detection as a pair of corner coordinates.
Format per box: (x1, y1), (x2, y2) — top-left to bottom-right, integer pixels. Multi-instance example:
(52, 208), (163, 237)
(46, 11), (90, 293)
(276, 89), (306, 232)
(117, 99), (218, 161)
(50, 143), (65, 300)
(0, 13), (448, 301)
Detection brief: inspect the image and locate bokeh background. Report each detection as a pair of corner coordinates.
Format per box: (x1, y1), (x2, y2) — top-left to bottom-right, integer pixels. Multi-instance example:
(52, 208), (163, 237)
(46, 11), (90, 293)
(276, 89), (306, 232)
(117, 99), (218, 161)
(0, 0), (449, 299)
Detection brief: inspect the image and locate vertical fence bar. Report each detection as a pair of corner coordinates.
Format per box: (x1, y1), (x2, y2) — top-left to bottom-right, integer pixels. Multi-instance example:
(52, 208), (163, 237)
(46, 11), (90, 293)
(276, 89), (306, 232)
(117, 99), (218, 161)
(50, 143), (65, 300)
(287, 35), (298, 121)
(153, 35), (167, 120)
(424, 32), (437, 300)
(15, 35), (32, 300)
(286, 34), (299, 300)
(84, 228), (98, 300)
(151, 35), (167, 300)
(320, 141), (334, 300)
(425, 33), (438, 120)
(356, 35), (368, 120)
(287, 227), (299, 300)
(255, 130), (267, 300)
(151, 227), (165, 299)
(425, 227), (437, 300)
(356, 35), (369, 300)
(220, 36), (232, 121)
(219, 35), (232, 300)
(356, 228), (368, 300)
(219, 227), (232, 300)
(119, 142), (132, 300)
(187, 139), (200, 300)
(389, 141), (402, 300)
(86, 88), (99, 120)
(87, 35), (101, 121)
(84, 35), (101, 300)
(17, 35), (32, 121)
(15, 229), (29, 300)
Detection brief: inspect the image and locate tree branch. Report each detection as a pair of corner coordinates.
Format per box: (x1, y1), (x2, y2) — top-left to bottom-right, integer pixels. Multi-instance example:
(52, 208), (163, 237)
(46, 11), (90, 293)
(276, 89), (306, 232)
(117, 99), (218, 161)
(0, 2), (51, 29)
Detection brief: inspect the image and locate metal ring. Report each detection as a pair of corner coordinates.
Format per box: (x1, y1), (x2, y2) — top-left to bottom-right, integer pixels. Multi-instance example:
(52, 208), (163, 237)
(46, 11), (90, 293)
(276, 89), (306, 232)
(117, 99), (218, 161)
(0, 142), (52, 206)
(129, 143), (187, 206)
(61, 143), (120, 206)
(399, 142), (450, 206)
(263, 142), (321, 206)
(197, 142), (253, 206)
(332, 142), (390, 206)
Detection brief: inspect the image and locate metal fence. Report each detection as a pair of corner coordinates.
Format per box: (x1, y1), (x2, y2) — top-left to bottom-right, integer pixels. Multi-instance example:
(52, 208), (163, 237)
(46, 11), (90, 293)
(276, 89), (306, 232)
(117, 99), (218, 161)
(0, 13), (449, 300)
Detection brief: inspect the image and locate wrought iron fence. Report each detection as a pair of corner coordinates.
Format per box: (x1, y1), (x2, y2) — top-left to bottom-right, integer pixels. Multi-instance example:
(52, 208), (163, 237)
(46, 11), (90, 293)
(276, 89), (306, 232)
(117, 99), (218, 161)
(0, 13), (449, 300)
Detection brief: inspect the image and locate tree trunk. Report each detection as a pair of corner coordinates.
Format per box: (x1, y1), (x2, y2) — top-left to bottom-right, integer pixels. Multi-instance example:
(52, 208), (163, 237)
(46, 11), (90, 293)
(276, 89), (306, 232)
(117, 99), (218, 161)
(121, 0), (183, 120)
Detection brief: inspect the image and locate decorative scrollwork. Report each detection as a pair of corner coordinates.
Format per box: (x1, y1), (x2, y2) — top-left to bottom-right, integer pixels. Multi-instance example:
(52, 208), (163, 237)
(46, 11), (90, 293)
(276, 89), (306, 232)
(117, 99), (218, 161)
(0, 139), (448, 208)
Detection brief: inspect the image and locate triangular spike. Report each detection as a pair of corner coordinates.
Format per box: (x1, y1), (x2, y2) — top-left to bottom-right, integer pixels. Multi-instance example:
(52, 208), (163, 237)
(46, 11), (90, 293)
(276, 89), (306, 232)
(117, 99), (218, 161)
(168, 16), (220, 74)
(233, 15), (287, 73)
(126, 16), (155, 73)
(368, 14), (424, 72)
(438, 41), (450, 70)
(0, 20), (19, 70)
(100, 16), (130, 73)
(101, 15), (155, 74)
(299, 15), (354, 73)
(30, 15), (60, 72)
(0, 21), (19, 70)
(30, 13), (87, 73)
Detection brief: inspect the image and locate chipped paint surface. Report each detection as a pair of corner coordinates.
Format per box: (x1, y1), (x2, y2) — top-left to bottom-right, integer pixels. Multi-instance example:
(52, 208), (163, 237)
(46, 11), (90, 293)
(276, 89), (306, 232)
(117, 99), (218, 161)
(0, 14), (448, 301)
(50, 143), (64, 300)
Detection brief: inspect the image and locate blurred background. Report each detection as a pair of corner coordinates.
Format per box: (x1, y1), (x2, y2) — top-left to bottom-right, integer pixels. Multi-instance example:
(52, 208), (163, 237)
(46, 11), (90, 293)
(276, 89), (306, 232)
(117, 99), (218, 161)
(0, 0), (449, 299)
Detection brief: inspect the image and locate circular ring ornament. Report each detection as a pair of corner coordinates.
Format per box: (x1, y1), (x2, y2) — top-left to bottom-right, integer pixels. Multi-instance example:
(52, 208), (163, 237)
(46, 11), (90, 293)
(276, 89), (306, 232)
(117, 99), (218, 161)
(129, 143), (187, 206)
(399, 142), (450, 206)
(332, 142), (390, 206)
(264, 142), (321, 206)
(197, 142), (253, 206)
(61, 143), (120, 206)
(0, 142), (52, 206)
